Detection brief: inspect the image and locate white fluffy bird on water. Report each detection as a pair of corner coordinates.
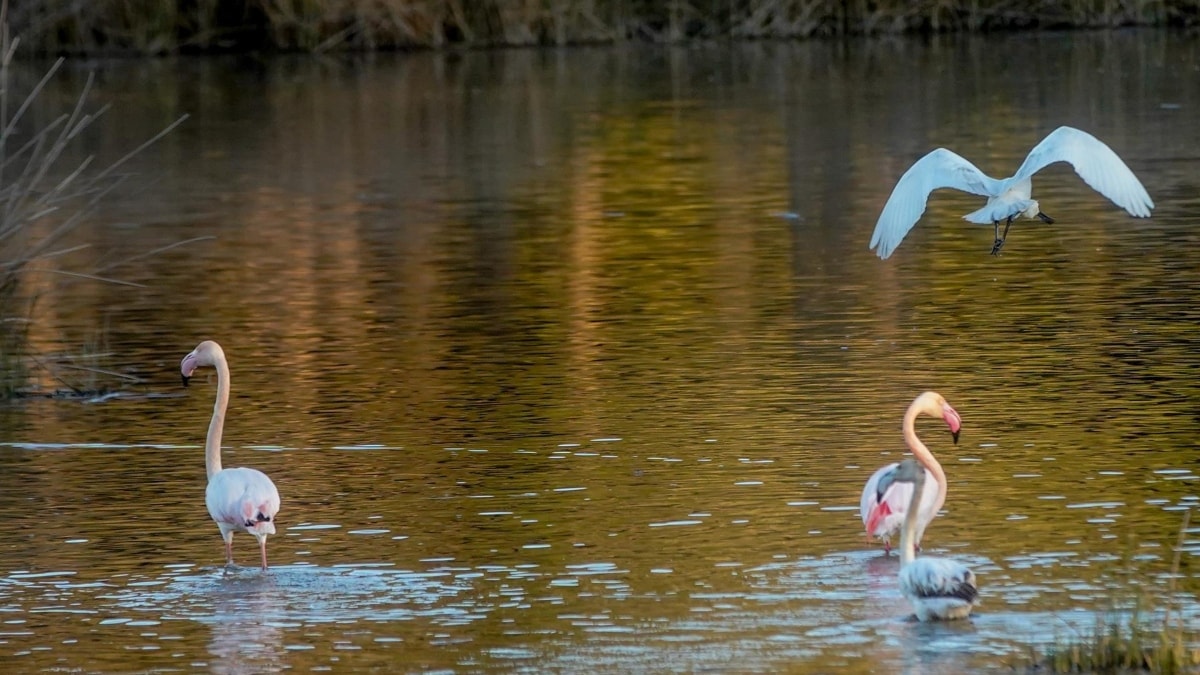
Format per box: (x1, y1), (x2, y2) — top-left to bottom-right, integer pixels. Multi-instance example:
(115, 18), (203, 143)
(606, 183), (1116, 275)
(869, 126), (1153, 259)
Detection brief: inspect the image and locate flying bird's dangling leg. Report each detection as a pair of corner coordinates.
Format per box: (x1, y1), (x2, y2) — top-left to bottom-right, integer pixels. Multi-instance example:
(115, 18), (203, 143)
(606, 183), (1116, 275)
(991, 216), (1015, 256)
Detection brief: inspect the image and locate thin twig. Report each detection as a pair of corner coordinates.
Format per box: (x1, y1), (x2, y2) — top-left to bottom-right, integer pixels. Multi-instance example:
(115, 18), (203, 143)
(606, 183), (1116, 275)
(0, 57), (64, 145)
(53, 363), (141, 382)
(0, 113), (67, 178)
(95, 235), (216, 273)
(23, 351), (84, 395)
(42, 268), (146, 288)
(22, 172), (129, 261)
(1163, 508), (1190, 632)
(0, 242), (90, 268)
(92, 113), (189, 182)
(9, 74), (100, 225)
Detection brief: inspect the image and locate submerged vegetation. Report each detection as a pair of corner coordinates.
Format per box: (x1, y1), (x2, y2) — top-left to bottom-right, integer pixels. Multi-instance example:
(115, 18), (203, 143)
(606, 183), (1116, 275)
(3, 0), (1199, 54)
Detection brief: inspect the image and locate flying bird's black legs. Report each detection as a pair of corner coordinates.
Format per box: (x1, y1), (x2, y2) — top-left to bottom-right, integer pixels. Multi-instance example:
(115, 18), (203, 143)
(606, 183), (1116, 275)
(990, 216), (1014, 256)
(992, 212), (1055, 256)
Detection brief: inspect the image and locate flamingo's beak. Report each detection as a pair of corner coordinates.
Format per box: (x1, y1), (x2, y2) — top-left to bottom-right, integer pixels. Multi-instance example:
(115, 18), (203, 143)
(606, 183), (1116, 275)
(1037, 212), (1055, 224)
(944, 404), (962, 445)
(180, 353), (197, 388)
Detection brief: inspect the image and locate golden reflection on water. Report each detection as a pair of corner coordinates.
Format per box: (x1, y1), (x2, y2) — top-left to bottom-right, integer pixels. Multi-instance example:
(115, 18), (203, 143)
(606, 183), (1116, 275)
(0, 29), (1198, 673)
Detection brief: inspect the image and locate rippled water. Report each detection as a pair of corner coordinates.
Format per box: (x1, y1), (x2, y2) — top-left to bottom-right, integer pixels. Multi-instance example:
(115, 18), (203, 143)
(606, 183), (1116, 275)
(1, 29), (1199, 672)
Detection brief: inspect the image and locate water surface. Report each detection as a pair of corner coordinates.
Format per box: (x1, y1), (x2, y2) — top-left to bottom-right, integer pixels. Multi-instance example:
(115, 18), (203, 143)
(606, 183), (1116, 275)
(1, 30), (1199, 673)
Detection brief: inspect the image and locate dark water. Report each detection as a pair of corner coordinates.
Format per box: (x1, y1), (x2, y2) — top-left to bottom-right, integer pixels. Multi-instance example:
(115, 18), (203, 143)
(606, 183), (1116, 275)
(1, 30), (1199, 673)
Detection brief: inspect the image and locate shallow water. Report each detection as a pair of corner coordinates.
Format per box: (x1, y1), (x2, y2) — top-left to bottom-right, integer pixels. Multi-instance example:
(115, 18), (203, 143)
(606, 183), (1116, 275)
(2, 29), (1199, 673)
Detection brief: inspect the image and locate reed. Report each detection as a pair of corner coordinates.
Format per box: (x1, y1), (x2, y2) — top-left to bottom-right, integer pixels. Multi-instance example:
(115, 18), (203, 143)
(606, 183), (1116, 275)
(1036, 605), (1199, 673)
(0, 0), (187, 397)
(1030, 511), (1200, 674)
(1, 0), (1195, 54)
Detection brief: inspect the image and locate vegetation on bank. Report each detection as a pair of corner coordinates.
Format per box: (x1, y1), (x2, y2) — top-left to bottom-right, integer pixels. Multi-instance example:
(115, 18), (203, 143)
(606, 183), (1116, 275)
(5, 0), (1199, 54)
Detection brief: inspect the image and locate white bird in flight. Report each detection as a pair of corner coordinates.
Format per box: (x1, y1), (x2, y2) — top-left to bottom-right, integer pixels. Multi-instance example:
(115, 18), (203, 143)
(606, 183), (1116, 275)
(869, 126), (1154, 259)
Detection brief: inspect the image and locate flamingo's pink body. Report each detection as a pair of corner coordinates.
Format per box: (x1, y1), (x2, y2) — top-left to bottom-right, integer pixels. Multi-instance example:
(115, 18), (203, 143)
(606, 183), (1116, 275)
(182, 340), (280, 570)
(859, 391), (961, 553)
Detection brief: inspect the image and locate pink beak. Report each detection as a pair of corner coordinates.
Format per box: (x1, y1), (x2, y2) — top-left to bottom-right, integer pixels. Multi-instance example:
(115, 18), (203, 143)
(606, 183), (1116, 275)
(180, 353), (197, 387)
(944, 404), (962, 444)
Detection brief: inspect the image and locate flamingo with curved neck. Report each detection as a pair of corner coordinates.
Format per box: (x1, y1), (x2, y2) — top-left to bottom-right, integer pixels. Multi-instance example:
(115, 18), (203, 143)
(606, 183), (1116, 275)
(860, 391), (961, 553)
(181, 340), (280, 570)
(875, 457), (978, 621)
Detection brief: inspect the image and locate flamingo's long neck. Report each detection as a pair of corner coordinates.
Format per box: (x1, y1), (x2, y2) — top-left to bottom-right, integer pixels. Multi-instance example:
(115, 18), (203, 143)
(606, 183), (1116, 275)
(205, 355), (230, 479)
(903, 400), (947, 515)
(899, 472), (925, 567)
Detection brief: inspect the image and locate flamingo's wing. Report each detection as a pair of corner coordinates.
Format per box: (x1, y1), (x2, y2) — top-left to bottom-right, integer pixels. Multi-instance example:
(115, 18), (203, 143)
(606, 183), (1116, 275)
(900, 557), (978, 604)
(862, 462), (926, 539)
(870, 148), (1003, 259)
(864, 465), (943, 545)
(206, 467), (281, 533)
(1008, 126), (1154, 217)
(861, 463), (900, 527)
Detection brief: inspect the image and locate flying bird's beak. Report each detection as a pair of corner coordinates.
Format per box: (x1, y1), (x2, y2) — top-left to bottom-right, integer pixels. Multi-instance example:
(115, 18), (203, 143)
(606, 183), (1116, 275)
(1037, 212), (1055, 224)
(181, 374), (190, 388)
(952, 429), (960, 445)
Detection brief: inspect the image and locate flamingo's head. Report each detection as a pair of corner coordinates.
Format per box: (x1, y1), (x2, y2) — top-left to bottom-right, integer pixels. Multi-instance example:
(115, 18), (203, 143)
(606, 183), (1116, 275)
(180, 340), (223, 387)
(918, 391), (961, 445)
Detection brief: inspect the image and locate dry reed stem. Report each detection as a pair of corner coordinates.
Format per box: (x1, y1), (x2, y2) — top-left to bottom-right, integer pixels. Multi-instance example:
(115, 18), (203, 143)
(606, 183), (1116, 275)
(0, 0), (191, 396)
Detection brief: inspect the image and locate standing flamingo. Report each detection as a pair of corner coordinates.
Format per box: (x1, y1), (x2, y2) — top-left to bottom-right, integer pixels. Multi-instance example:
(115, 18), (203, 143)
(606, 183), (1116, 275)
(181, 340), (280, 570)
(870, 458), (978, 621)
(860, 391), (961, 554)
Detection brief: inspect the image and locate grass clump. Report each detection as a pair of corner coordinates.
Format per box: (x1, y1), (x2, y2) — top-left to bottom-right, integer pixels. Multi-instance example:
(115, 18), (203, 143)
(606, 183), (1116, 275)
(1036, 604), (1200, 673)
(1030, 511), (1200, 674)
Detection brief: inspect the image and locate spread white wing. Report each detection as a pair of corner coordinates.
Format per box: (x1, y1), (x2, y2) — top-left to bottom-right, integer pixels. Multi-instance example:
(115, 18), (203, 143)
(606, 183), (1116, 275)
(1007, 126), (1153, 217)
(869, 149), (1003, 259)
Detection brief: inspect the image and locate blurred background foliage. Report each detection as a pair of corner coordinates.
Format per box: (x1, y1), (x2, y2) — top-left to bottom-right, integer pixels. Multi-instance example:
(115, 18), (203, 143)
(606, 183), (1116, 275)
(4, 0), (1199, 54)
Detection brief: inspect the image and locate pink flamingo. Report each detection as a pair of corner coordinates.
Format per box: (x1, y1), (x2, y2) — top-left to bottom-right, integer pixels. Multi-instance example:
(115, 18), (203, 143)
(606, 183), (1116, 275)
(181, 340), (280, 570)
(859, 391), (961, 554)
